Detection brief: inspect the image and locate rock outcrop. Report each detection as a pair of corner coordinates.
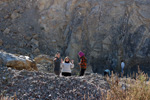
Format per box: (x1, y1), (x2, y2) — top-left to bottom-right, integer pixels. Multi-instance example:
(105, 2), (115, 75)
(0, 0), (150, 74)
(0, 51), (38, 71)
(34, 55), (54, 73)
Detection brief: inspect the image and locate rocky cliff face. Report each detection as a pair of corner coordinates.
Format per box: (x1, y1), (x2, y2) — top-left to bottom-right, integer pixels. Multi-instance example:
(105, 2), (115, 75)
(0, 0), (150, 74)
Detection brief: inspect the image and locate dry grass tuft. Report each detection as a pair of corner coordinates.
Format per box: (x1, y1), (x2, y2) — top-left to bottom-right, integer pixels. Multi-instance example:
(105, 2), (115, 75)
(102, 67), (150, 100)
(0, 93), (17, 100)
(0, 96), (13, 100)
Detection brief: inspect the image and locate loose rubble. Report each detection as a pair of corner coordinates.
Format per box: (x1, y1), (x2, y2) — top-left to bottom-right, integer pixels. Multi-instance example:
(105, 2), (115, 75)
(0, 66), (109, 100)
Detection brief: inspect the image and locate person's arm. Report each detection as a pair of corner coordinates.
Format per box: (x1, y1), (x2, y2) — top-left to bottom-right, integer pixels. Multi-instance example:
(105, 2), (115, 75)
(78, 59), (82, 66)
(61, 63), (64, 68)
(53, 57), (57, 62)
(61, 59), (63, 63)
(70, 63), (74, 68)
(71, 60), (74, 68)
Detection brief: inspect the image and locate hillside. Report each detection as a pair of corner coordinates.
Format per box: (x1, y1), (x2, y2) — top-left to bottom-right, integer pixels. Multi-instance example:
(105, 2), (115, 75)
(0, 0), (150, 74)
(1, 0), (150, 99)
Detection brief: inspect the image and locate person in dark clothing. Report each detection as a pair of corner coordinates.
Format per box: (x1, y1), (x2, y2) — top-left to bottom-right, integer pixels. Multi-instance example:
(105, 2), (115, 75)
(53, 52), (62, 76)
(104, 69), (110, 76)
(78, 51), (87, 76)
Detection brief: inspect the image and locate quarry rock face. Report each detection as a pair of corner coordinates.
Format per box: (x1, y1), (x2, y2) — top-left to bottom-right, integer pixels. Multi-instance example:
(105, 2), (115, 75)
(0, 0), (150, 74)
(0, 39), (3, 46)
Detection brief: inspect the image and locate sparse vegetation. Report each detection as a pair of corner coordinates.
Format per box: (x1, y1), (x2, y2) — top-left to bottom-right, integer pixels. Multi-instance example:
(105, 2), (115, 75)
(101, 67), (150, 100)
(0, 93), (17, 100)
(0, 96), (12, 100)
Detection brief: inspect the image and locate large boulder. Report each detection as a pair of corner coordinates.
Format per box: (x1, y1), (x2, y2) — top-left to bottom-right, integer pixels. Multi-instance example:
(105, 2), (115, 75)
(34, 55), (54, 73)
(34, 55), (53, 64)
(0, 51), (38, 71)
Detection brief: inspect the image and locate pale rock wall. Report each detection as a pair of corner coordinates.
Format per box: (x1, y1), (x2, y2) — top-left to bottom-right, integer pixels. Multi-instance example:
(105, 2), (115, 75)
(0, 0), (150, 74)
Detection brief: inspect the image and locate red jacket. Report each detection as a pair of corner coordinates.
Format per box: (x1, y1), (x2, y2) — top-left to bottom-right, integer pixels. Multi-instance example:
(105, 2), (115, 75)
(80, 56), (87, 69)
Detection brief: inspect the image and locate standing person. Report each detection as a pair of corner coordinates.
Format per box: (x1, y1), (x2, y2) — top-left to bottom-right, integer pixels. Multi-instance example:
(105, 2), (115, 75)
(53, 52), (62, 76)
(121, 60), (125, 74)
(61, 56), (74, 76)
(78, 51), (87, 76)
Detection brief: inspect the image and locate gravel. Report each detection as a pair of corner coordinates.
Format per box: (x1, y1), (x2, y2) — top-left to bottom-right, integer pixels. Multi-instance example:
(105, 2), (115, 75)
(0, 66), (109, 100)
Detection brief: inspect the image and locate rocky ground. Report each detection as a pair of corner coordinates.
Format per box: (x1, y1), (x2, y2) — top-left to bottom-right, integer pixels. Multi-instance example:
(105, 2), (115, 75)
(0, 66), (109, 100)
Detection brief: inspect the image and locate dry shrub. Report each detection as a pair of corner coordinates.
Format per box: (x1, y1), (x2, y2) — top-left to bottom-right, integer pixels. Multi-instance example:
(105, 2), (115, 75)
(102, 67), (150, 100)
(0, 93), (17, 100)
(0, 96), (12, 100)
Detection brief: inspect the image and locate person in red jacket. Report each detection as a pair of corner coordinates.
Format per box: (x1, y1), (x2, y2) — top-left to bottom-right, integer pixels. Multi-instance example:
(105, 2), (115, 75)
(78, 51), (87, 76)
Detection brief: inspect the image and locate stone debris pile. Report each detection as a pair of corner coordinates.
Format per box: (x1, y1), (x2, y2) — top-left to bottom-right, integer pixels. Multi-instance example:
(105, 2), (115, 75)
(0, 67), (109, 100)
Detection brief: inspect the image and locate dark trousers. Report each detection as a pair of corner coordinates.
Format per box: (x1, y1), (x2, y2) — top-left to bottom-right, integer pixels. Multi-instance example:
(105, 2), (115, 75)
(54, 71), (60, 76)
(62, 72), (71, 76)
(80, 68), (86, 76)
(104, 72), (109, 76)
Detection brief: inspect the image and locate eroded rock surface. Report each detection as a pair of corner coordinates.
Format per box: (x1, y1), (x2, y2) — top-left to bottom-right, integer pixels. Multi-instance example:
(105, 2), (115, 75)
(34, 55), (54, 73)
(0, 0), (150, 74)
(0, 51), (38, 71)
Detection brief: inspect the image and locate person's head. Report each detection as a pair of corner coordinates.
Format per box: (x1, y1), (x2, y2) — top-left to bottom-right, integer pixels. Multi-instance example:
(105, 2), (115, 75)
(78, 51), (85, 58)
(121, 60), (124, 62)
(55, 52), (60, 58)
(64, 56), (70, 63)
